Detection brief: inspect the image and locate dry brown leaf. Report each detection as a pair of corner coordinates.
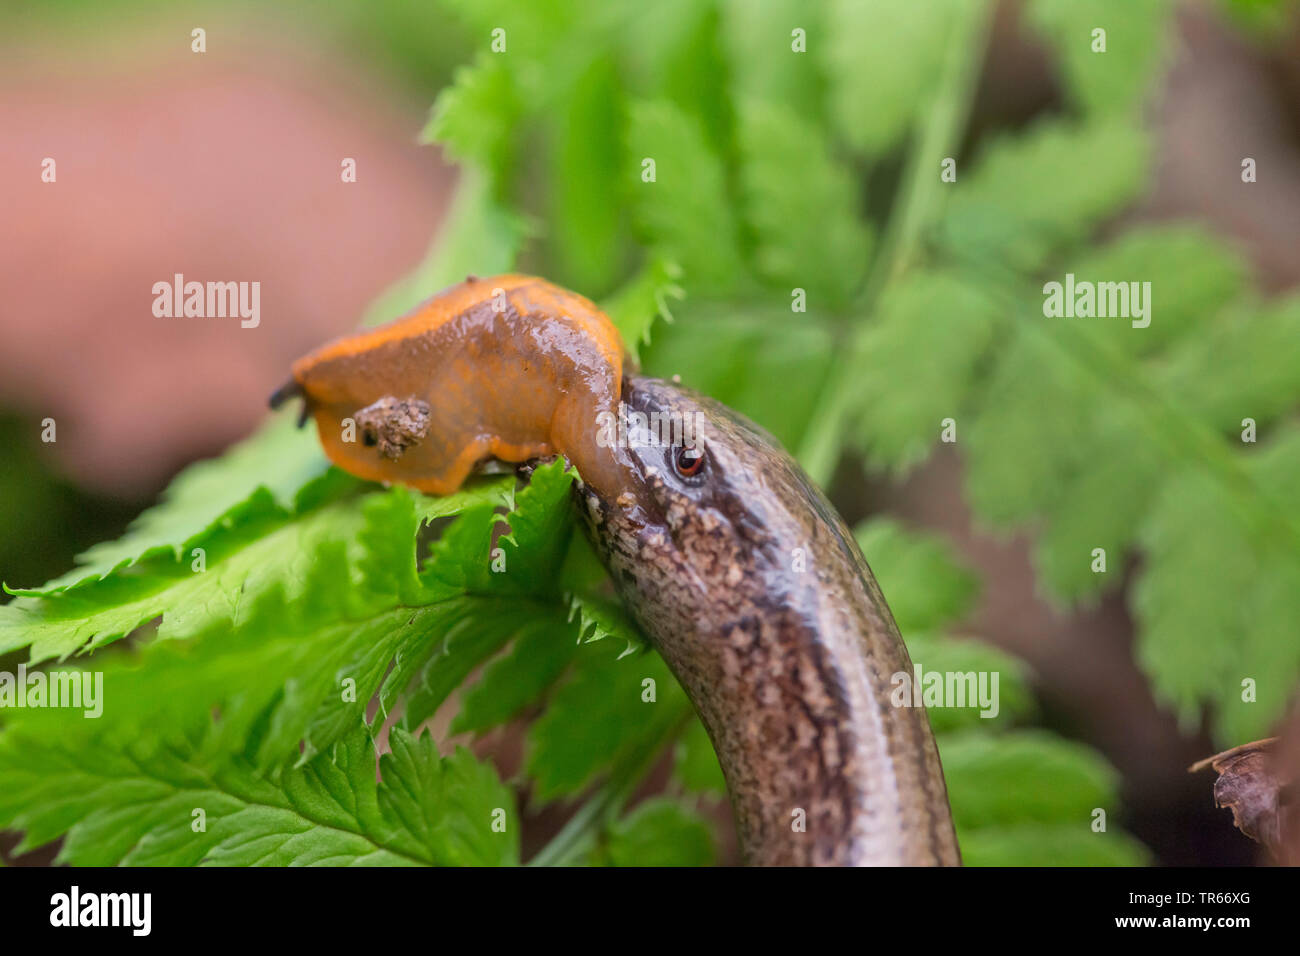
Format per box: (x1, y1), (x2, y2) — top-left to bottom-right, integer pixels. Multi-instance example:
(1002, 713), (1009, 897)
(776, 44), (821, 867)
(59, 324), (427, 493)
(1190, 737), (1294, 860)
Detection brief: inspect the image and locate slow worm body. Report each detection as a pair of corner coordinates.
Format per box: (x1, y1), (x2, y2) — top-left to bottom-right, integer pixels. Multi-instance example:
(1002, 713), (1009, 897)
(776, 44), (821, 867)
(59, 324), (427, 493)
(576, 376), (960, 865)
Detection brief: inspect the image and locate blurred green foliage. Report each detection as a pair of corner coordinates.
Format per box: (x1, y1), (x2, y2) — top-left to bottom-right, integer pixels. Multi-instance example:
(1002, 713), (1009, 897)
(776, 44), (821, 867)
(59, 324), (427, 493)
(5, 0), (1299, 867)
(410, 0), (1300, 746)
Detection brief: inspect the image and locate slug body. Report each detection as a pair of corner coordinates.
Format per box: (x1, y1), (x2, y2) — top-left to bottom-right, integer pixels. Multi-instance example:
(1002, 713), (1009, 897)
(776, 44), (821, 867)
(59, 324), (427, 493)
(278, 276), (959, 866)
(276, 274), (632, 499)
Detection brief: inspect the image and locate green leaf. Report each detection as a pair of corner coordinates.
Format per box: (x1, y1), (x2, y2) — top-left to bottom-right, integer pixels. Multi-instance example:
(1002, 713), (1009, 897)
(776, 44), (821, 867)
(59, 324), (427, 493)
(490, 458), (576, 597)
(854, 517), (980, 633)
(377, 728), (520, 866)
(721, 0), (826, 115)
(904, 633), (1035, 733)
(941, 118), (1149, 272)
(526, 639), (685, 802)
(388, 464), (587, 730)
(548, 55), (630, 294)
(1027, 0), (1173, 117)
(1030, 402), (1165, 601)
(825, 0), (959, 156)
(1249, 424), (1300, 504)
(19, 413), (341, 593)
(944, 233), (1300, 731)
(0, 560), (527, 778)
(625, 99), (745, 295)
(0, 723), (516, 866)
(430, 0), (590, 114)
(1064, 224), (1250, 356)
(434, 0), (572, 50)
(619, 0), (734, 159)
(852, 270), (998, 474)
(601, 257), (684, 363)
(1157, 294), (1300, 435)
(423, 54), (520, 177)
(965, 331), (1095, 529)
(672, 717), (727, 797)
(0, 479), (510, 664)
(592, 798), (714, 866)
(567, 590), (643, 651)
(960, 822), (1148, 867)
(735, 98), (872, 307)
(451, 619), (581, 735)
(939, 729), (1121, 830)
(1134, 468), (1300, 743)
(397, 601), (560, 733)
(963, 325), (1167, 603)
(641, 305), (835, 454)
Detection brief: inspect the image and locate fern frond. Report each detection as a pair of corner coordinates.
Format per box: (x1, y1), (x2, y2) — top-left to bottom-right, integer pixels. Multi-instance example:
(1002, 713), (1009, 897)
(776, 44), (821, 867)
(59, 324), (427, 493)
(0, 724), (516, 866)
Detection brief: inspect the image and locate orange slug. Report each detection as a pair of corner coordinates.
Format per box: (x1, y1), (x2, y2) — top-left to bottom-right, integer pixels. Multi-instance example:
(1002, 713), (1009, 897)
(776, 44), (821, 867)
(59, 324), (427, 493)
(270, 274), (632, 499)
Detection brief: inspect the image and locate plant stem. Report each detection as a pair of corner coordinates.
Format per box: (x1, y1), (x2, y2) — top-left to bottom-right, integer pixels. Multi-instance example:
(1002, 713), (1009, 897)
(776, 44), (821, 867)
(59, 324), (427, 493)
(799, 1), (994, 486)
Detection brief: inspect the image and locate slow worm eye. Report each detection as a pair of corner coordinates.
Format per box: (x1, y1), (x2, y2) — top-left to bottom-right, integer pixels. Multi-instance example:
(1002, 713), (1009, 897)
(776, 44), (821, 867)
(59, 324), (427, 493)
(672, 444), (706, 480)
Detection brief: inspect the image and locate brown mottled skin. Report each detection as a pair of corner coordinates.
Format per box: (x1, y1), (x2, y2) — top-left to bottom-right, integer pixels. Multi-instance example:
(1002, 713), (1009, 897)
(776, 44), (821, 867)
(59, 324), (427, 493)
(576, 376), (961, 866)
